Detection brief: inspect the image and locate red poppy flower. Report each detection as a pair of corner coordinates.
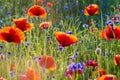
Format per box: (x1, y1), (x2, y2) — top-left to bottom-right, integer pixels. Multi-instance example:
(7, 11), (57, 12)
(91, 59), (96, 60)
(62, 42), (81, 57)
(94, 69), (106, 77)
(39, 21), (52, 29)
(10, 63), (15, 72)
(99, 69), (106, 77)
(84, 4), (99, 16)
(18, 68), (40, 80)
(85, 60), (98, 71)
(65, 69), (76, 80)
(0, 77), (6, 80)
(100, 26), (120, 41)
(13, 18), (33, 32)
(27, 5), (47, 18)
(114, 55), (120, 66)
(39, 55), (56, 71)
(47, 2), (53, 7)
(85, 60), (98, 67)
(65, 69), (83, 80)
(95, 74), (118, 80)
(37, 0), (42, 3)
(54, 31), (78, 47)
(0, 27), (25, 44)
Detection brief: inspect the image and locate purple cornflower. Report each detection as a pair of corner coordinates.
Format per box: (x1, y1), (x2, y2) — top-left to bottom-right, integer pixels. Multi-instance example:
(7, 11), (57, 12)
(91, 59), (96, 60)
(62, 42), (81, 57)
(38, 57), (41, 62)
(42, 0), (45, 4)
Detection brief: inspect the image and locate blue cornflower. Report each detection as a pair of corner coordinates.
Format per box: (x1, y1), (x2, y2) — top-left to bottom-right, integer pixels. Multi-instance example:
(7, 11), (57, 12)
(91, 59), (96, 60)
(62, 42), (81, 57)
(68, 62), (84, 71)
(19, 2), (22, 5)
(0, 20), (3, 24)
(25, 42), (32, 47)
(83, 23), (88, 28)
(81, 10), (84, 13)
(102, 5), (107, 9)
(106, 20), (113, 25)
(73, 52), (78, 58)
(68, 62), (76, 71)
(76, 0), (79, 6)
(66, 31), (72, 34)
(0, 26), (2, 29)
(10, 71), (14, 77)
(68, 2), (73, 6)
(106, 20), (114, 30)
(114, 20), (119, 24)
(7, 11), (12, 15)
(102, 14), (107, 19)
(70, 52), (78, 60)
(0, 46), (4, 50)
(64, 6), (69, 10)
(47, 36), (51, 41)
(71, 62), (77, 71)
(82, 15), (87, 18)
(58, 45), (63, 51)
(78, 62), (84, 70)
(66, 62), (84, 79)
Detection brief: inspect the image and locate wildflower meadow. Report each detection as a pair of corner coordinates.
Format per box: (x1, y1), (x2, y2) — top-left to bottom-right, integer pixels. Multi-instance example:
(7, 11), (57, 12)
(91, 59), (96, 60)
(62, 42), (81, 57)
(0, 0), (120, 80)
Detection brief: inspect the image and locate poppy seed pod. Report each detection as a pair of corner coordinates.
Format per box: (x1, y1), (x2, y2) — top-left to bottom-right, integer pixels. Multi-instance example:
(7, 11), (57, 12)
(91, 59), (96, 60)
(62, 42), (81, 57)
(95, 46), (101, 55)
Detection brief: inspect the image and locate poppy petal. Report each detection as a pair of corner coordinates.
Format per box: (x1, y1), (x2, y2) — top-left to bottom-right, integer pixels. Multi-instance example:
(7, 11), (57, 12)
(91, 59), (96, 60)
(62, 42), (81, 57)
(114, 55), (120, 66)
(84, 4), (99, 16)
(18, 75), (28, 80)
(39, 55), (56, 71)
(13, 18), (33, 32)
(55, 31), (78, 47)
(96, 74), (118, 80)
(27, 5), (47, 18)
(0, 27), (25, 44)
(39, 22), (52, 29)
